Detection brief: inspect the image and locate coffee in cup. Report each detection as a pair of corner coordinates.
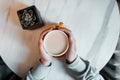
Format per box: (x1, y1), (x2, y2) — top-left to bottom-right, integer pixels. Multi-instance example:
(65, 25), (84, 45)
(43, 30), (69, 57)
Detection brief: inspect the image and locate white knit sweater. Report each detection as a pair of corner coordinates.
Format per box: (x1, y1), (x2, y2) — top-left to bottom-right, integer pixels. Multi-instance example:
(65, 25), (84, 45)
(26, 56), (104, 80)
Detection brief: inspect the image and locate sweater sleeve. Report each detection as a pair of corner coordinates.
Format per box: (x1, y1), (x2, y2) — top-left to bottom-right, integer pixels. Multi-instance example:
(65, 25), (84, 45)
(26, 62), (52, 80)
(66, 56), (104, 80)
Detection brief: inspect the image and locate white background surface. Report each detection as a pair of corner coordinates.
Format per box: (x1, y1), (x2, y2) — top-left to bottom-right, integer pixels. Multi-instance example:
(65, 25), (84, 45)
(0, 0), (120, 79)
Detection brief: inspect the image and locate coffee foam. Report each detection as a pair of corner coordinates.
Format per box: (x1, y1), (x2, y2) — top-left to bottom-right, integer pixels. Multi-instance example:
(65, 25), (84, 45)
(44, 30), (69, 56)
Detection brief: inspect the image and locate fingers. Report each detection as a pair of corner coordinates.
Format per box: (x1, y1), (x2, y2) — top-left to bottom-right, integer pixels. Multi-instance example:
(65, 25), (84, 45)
(40, 28), (53, 41)
(59, 28), (75, 44)
(38, 28), (52, 55)
(59, 28), (71, 37)
(39, 28), (53, 48)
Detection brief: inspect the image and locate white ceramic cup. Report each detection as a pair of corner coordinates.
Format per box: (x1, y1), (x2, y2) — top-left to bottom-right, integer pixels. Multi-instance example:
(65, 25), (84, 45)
(43, 30), (69, 57)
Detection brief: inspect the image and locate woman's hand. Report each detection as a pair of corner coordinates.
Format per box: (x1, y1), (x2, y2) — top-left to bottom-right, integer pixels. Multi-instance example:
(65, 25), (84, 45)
(38, 28), (52, 66)
(38, 27), (77, 66)
(60, 28), (77, 63)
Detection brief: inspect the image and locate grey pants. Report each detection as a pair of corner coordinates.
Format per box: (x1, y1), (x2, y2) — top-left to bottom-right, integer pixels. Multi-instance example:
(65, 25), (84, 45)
(100, 34), (120, 80)
(0, 57), (21, 80)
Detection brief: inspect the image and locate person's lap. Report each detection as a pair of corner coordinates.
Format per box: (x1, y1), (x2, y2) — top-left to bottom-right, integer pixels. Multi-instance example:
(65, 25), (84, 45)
(0, 57), (21, 80)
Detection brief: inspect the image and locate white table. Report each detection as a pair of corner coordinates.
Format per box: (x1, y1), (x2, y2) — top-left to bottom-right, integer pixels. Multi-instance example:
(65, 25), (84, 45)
(0, 0), (120, 80)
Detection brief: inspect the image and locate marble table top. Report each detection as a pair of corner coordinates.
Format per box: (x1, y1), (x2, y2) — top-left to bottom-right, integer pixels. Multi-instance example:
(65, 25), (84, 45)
(0, 0), (120, 79)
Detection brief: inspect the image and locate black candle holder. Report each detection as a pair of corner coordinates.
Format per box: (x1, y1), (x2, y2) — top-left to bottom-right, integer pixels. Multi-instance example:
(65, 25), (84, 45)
(17, 5), (44, 30)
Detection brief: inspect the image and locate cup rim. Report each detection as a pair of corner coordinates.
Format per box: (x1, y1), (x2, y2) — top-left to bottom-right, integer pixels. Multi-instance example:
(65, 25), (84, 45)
(43, 30), (69, 57)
